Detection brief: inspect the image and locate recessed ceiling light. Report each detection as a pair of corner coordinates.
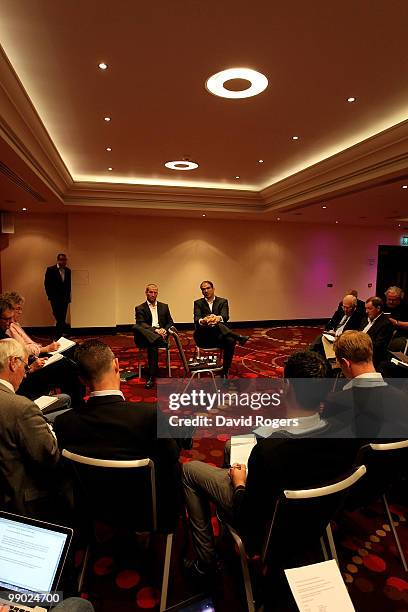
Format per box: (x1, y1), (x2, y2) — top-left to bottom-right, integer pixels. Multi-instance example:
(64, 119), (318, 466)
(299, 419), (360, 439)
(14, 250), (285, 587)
(205, 68), (268, 99)
(335, 220), (339, 224)
(165, 160), (199, 171)
(277, 217), (281, 221)
(398, 224), (401, 227)
(402, 185), (408, 189)
(108, 167), (113, 171)
(258, 159), (264, 163)
(104, 116), (111, 122)
(106, 147), (112, 152)
(322, 205), (327, 209)
(98, 62), (108, 70)
(292, 135), (299, 140)
(202, 214), (206, 217)
(347, 97), (356, 102)
(22, 207), (27, 211)
(235, 176), (240, 179)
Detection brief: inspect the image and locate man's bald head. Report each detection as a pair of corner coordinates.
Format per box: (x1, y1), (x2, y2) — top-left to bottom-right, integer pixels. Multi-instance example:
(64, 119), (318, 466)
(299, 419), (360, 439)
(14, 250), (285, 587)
(342, 294), (357, 316)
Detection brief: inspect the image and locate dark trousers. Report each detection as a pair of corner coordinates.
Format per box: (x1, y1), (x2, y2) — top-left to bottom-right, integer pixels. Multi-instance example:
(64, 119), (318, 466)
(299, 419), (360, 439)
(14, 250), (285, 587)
(194, 322), (237, 375)
(133, 326), (168, 377)
(18, 357), (85, 405)
(50, 299), (69, 337)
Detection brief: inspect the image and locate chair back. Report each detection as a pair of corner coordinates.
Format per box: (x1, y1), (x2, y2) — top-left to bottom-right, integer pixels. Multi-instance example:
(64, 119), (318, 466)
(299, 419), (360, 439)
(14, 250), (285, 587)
(62, 450), (158, 531)
(345, 439), (408, 511)
(262, 465), (366, 566)
(167, 328), (190, 375)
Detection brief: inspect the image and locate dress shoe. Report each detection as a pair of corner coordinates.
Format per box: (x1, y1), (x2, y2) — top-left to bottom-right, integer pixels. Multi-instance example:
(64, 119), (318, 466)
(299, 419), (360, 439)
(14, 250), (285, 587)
(237, 334), (249, 346)
(183, 558), (223, 595)
(144, 377), (155, 389)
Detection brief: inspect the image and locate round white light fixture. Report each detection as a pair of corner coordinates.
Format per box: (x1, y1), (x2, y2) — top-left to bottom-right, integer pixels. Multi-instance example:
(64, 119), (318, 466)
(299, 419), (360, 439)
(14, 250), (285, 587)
(258, 159), (264, 163)
(292, 135), (299, 140)
(22, 207), (27, 211)
(106, 147), (112, 152)
(206, 68), (268, 99)
(402, 185), (408, 189)
(202, 214), (206, 217)
(322, 205), (327, 209)
(335, 220), (339, 224)
(98, 62), (108, 70)
(165, 160), (199, 171)
(108, 167), (113, 171)
(347, 97), (356, 102)
(235, 176), (240, 179)
(277, 217), (281, 221)
(104, 116), (111, 122)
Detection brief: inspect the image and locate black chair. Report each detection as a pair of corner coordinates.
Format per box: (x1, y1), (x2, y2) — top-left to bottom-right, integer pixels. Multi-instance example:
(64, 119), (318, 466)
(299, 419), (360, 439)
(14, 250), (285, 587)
(345, 439), (408, 573)
(61, 450), (175, 611)
(168, 328), (223, 392)
(218, 465), (367, 612)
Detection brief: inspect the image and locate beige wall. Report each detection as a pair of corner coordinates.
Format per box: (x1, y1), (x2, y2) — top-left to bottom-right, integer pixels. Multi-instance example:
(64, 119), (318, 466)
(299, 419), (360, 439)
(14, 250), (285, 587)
(1, 212), (400, 327)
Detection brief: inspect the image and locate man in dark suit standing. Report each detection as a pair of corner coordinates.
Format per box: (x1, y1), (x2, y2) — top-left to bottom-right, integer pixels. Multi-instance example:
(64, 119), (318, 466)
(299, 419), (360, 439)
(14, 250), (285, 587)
(54, 339), (182, 531)
(194, 280), (249, 377)
(359, 296), (393, 369)
(44, 253), (71, 337)
(134, 284), (175, 389)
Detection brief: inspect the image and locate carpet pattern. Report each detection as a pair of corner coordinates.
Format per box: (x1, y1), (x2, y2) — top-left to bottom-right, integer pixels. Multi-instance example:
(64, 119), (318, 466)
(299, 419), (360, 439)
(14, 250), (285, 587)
(70, 327), (408, 611)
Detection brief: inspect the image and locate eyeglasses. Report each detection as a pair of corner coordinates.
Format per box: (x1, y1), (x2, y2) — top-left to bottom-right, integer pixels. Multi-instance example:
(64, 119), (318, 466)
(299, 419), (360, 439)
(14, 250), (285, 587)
(15, 356), (30, 374)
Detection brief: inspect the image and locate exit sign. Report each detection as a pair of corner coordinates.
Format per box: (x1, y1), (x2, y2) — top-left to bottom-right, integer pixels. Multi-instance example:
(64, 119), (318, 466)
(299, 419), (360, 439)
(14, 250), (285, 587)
(401, 235), (408, 246)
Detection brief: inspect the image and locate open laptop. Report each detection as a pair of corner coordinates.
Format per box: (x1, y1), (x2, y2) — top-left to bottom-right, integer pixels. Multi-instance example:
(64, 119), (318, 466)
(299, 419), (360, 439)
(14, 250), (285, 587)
(0, 511), (73, 612)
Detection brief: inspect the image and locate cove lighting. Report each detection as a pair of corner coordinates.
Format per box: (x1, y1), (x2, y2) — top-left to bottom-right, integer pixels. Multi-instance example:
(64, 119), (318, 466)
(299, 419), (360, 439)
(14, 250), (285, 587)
(165, 160), (199, 171)
(206, 68), (268, 99)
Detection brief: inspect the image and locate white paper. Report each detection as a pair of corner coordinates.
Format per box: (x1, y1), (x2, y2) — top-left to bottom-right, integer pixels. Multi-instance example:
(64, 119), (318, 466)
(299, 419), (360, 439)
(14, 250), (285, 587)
(322, 333), (335, 342)
(49, 336), (76, 354)
(230, 434), (257, 468)
(42, 352), (64, 367)
(285, 559), (355, 612)
(34, 396), (59, 411)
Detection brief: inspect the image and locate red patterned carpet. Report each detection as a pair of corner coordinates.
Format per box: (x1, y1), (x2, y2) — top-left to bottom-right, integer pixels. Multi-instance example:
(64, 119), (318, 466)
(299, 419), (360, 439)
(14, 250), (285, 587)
(72, 327), (408, 612)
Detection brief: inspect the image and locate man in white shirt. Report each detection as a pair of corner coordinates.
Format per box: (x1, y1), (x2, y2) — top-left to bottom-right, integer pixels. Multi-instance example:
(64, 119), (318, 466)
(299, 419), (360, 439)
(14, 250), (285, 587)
(133, 284), (175, 388)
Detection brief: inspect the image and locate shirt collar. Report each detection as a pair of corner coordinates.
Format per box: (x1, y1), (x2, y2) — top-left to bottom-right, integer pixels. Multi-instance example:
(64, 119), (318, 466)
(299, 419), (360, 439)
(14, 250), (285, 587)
(342, 372), (386, 390)
(147, 301), (157, 308)
(254, 413), (326, 438)
(90, 390), (125, 399)
(0, 378), (15, 393)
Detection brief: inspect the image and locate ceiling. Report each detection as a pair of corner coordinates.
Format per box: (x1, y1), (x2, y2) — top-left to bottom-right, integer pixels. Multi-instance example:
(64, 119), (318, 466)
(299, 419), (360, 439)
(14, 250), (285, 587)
(0, 0), (408, 226)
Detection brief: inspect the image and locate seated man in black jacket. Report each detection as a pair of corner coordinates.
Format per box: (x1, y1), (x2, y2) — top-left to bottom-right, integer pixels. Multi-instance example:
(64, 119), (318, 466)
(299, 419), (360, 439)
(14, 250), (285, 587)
(54, 339), (182, 530)
(182, 351), (360, 577)
(310, 294), (363, 356)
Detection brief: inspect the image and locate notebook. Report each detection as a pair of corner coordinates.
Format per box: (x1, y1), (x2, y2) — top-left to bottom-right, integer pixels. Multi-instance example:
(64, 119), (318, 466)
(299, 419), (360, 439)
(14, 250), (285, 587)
(0, 511), (73, 612)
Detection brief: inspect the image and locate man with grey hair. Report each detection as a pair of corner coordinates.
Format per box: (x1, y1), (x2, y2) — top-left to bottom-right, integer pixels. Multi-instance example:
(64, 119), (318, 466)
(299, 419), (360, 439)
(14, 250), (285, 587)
(0, 338), (60, 516)
(310, 294), (363, 355)
(384, 286), (408, 351)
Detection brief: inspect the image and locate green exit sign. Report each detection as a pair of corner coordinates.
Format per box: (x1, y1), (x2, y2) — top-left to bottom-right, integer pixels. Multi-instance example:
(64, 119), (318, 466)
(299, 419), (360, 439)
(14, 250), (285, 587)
(401, 235), (408, 246)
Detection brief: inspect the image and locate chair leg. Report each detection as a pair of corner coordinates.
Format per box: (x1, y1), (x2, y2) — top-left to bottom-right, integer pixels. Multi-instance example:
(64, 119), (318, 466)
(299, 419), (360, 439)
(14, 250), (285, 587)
(78, 544), (91, 593)
(228, 527), (255, 612)
(320, 536), (329, 561)
(159, 533), (173, 612)
(326, 523), (339, 566)
(382, 493), (408, 572)
(167, 348), (171, 378)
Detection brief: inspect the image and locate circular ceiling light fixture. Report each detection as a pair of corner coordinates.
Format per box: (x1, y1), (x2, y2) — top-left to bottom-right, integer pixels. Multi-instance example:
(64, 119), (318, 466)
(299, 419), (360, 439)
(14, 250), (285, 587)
(104, 116), (111, 122)
(402, 185), (408, 189)
(347, 96), (356, 102)
(98, 62), (108, 70)
(206, 68), (268, 99)
(106, 147), (112, 152)
(165, 160), (199, 171)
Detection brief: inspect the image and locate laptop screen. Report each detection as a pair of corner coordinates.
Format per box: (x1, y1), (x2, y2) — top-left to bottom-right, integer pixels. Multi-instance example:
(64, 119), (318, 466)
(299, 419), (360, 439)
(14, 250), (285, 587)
(0, 512), (72, 594)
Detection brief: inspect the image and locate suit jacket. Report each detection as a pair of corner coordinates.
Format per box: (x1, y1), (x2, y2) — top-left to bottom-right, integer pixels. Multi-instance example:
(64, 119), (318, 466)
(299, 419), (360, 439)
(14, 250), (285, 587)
(0, 382), (59, 514)
(54, 395), (181, 530)
(325, 307), (363, 333)
(134, 301), (174, 344)
(193, 296), (229, 327)
(324, 382), (408, 439)
(234, 435), (361, 554)
(44, 265), (71, 303)
(359, 313), (394, 367)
